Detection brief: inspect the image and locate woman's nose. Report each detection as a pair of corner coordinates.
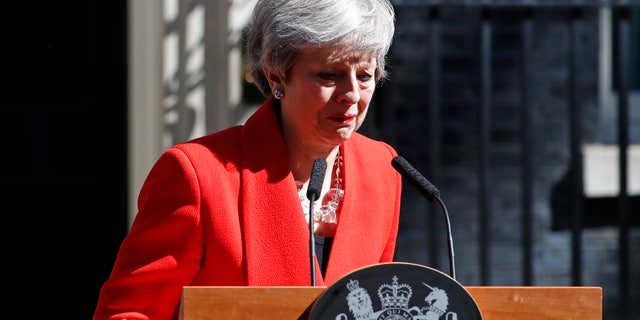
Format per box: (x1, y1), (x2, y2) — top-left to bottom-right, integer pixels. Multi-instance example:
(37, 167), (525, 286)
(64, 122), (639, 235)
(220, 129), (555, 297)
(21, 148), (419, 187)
(336, 75), (360, 105)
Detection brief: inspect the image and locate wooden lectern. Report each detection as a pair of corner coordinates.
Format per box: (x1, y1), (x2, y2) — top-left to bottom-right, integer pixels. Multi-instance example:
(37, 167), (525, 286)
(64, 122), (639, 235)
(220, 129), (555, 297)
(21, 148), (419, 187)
(179, 286), (602, 320)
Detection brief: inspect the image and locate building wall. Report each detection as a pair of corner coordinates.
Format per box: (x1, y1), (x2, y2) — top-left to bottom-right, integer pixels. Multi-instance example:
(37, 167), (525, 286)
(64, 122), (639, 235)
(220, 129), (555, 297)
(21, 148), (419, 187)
(380, 4), (640, 318)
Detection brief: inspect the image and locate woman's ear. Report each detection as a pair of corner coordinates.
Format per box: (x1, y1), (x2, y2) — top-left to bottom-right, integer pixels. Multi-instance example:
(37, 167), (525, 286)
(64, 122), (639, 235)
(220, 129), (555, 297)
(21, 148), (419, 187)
(265, 71), (284, 90)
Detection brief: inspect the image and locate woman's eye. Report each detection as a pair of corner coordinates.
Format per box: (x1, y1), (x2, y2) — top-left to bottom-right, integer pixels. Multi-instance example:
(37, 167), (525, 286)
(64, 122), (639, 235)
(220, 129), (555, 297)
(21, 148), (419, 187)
(358, 73), (373, 82)
(317, 71), (373, 84)
(318, 73), (337, 81)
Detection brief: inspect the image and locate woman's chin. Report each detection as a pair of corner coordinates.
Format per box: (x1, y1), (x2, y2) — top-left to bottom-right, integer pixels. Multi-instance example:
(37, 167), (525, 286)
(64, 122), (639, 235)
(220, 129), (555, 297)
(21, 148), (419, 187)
(336, 128), (355, 140)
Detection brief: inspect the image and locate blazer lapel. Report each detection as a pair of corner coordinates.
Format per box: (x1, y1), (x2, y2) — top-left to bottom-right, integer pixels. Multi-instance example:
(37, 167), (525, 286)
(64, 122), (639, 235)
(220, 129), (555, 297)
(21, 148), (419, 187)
(323, 137), (383, 284)
(239, 100), (324, 286)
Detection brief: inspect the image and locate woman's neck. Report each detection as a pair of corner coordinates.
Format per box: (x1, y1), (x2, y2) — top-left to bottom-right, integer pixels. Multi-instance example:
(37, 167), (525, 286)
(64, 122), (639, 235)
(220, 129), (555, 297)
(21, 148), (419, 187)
(287, 143), (339, 183)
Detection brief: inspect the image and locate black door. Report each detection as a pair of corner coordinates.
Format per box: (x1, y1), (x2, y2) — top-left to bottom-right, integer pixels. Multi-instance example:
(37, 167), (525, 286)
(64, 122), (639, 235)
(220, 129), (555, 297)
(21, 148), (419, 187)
(2, 2), (128, 318)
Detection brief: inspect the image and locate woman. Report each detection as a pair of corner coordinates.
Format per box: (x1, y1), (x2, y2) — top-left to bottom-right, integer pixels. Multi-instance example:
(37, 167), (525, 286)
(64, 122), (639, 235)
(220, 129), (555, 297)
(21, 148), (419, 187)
(93, 0), (401, 319)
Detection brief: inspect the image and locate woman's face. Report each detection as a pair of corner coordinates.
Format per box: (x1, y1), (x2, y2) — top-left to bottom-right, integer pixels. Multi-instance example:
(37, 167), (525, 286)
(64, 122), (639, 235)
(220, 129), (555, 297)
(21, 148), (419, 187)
(278, 46), (378, 148)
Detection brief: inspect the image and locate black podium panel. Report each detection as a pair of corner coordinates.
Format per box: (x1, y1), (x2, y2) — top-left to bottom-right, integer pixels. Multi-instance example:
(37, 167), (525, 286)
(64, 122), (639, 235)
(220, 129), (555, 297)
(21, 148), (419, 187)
(310, 262), (482, 320)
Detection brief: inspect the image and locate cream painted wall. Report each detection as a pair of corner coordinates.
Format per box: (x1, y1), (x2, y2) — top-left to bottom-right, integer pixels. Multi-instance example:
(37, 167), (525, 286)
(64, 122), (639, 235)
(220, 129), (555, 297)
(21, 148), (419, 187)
(127, 0), (257, 225)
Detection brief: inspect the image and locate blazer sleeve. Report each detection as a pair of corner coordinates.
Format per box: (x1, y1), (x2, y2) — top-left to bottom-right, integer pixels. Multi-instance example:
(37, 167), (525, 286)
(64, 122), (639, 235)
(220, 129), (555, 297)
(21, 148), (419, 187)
(93, 147), (205, 320)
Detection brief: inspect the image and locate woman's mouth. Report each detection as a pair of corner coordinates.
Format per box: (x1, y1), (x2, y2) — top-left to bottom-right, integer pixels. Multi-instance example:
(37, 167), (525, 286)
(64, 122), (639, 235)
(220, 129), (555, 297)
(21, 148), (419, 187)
(329, 114), (356, 124)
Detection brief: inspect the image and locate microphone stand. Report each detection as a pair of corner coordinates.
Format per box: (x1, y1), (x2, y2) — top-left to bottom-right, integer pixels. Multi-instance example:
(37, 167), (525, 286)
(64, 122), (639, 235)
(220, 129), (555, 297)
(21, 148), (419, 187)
(308, 197), (317, 286)
(434, 194), (456, 279)
(306, 157), (326, 287)
(391, 156), (456, 280)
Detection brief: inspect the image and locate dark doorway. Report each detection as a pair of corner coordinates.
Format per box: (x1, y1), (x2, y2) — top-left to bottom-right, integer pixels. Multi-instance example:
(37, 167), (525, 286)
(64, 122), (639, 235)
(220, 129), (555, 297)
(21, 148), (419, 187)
(1, 2), (128, 318)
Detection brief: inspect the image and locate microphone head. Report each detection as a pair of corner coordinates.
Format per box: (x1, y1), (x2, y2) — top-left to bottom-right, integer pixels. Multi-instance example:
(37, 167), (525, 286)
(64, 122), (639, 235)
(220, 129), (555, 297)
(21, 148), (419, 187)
(391, 156), (441, 202)
(307, 158), (327, 201)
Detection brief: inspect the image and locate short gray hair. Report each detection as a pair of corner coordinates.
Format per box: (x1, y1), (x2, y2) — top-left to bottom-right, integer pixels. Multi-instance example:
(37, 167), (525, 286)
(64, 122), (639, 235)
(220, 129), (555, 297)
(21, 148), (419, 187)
(246, 0), (396, 97)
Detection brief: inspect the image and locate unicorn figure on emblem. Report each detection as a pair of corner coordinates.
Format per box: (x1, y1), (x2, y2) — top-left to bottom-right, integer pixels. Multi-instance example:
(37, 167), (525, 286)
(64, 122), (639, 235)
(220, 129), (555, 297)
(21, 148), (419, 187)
(409, 283), (458, 320)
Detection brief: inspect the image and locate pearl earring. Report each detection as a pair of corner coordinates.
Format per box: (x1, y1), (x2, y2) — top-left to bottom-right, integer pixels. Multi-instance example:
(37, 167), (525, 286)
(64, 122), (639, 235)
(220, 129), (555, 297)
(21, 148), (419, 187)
(273, 89), (284, 99)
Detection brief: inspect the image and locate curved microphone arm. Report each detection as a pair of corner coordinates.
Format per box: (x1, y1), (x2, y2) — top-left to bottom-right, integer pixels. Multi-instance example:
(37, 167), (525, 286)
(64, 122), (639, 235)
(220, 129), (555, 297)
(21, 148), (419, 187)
(434, 195), (455, 279)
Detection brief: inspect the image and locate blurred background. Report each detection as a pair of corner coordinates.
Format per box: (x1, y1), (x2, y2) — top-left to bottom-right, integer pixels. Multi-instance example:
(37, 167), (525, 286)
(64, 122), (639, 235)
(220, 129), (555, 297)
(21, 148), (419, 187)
(2, 0), (638, 319)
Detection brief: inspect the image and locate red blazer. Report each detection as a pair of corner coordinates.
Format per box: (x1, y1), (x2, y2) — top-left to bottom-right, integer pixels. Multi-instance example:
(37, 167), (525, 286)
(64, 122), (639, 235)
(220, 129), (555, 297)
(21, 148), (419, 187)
(93, 100), (402, 320)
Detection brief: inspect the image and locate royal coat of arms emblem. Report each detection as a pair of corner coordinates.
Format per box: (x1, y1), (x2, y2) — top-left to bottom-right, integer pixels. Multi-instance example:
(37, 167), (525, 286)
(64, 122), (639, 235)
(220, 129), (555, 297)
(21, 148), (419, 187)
(309, 262), (482, 320)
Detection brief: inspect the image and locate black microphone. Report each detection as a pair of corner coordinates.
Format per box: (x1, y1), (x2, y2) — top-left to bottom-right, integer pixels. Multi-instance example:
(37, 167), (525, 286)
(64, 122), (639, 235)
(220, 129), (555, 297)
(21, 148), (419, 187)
(391, 156), (456, 279)
(307, 158), (326, 203)
(307, 158), (326, 286)
(391, 156), (440, 202)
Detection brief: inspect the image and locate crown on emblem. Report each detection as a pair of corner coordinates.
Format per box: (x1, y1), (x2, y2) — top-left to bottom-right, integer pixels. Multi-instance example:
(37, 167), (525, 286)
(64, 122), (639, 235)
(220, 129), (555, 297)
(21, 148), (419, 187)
(347, 279), (360, 292)
(377, 276), (412, 309)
